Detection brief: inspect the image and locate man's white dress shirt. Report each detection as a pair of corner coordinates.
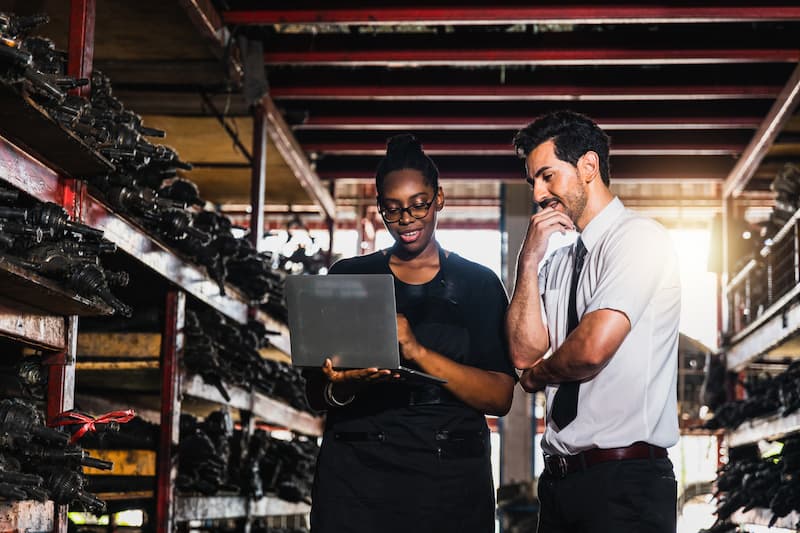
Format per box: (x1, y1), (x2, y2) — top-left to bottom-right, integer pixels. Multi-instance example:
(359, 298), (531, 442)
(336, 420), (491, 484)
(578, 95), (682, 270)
(538, 197), (681, 456)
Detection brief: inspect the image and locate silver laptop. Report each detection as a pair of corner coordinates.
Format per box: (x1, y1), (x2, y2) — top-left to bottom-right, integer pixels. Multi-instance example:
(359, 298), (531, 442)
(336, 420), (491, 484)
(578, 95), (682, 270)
(285, 274), (446, 384)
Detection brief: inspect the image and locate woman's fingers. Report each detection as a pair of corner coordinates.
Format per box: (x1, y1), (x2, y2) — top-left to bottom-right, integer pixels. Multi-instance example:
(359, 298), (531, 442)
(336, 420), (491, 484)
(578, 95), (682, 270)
(322, 358), (392, 383)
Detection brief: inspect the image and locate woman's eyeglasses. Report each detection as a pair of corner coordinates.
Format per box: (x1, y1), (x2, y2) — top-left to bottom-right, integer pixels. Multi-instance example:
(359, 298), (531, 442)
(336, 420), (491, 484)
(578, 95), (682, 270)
(379, 200), (434, 223)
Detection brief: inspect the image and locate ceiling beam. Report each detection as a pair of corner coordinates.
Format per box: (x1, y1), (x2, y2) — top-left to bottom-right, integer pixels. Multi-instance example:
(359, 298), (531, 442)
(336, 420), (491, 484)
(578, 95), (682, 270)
(224, 6), (800, 26)
(723, 62), (800, 198)
(302, 142), (745, 157)
(178, 0), (242, 82)
(264, 96), (336, 218)
(264, 48), (800, 67)
(293, 115), (763, 131)
(271, 84), (781, 101)
(320, 171), (726, 184)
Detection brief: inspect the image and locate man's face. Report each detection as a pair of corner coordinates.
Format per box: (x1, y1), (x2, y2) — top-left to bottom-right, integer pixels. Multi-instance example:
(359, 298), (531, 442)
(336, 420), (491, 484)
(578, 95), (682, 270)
(524, 140), (587, 226)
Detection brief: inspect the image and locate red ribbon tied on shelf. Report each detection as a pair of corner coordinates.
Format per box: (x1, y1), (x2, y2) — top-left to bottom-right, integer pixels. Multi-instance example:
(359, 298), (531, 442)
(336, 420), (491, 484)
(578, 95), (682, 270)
(49, 409), (136, 445)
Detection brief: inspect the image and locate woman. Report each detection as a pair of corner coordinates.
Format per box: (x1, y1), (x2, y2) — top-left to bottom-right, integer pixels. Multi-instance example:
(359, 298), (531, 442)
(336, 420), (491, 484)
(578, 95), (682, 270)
(306, 134), (516, 533)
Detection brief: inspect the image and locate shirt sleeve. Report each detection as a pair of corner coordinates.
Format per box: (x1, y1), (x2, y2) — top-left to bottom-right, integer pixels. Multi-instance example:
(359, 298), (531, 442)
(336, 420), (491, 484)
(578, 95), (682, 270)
(466, 270), (518, 380)
(583, 219), (678, 328)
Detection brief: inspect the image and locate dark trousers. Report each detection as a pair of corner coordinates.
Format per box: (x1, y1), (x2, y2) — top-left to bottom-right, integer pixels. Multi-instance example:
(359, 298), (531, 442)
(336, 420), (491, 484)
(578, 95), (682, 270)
(536, 457), (677, 533)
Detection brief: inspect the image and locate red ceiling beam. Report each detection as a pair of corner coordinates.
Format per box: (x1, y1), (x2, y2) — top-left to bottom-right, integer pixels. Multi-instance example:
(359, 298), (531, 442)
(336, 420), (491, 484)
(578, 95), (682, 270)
(302, 142), (744, 157)
(319, 170), (726, 183)
(225, 6), (800, 26)
(264, 48), (800, 67)
(270, 84), (782, 101)
(293, 115), (763, 131)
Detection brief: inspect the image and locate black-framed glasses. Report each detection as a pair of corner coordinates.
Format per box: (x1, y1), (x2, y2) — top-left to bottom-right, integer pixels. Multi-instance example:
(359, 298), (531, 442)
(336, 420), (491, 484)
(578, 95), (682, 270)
(379, 200), (435, 223)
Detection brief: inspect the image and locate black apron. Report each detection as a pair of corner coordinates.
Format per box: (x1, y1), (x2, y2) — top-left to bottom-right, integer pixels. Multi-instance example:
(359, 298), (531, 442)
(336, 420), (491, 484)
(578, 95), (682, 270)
(310, 247), (495, 533)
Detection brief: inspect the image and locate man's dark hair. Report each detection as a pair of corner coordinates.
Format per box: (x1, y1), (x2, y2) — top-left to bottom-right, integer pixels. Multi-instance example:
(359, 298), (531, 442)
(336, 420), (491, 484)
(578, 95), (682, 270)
(513, 110), (611, 186)
(375, 133), (439, 197)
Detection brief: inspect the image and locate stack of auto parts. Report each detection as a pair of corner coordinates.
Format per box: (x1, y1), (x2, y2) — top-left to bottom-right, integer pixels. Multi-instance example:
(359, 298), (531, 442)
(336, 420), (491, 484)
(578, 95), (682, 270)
(703, 361), (800, 430)
(0, 398), (110, 512)
(0, 354), (47, 401)
(176, 411), (239, 495)
(0, 10), (285, 304)
(0, 185), (131, 316)
(184, 307), (310, 412)
(0, 13), (87, 110)
(707, 436), (800, 530)
(243, 430), (317, 504)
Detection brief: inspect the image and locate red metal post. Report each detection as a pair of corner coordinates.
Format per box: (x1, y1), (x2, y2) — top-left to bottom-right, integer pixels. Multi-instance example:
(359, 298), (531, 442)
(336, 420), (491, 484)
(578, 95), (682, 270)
(156, 291), (186, 532)
(44, 317), (77, 533)
(250, 100), (267, 250)
(63, 0), (95, 219)
(68, 0), (95, 98)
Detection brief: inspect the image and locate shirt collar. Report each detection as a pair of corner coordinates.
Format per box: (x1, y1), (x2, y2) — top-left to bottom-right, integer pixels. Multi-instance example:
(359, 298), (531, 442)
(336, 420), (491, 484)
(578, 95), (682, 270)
(578, 197), (624, 252)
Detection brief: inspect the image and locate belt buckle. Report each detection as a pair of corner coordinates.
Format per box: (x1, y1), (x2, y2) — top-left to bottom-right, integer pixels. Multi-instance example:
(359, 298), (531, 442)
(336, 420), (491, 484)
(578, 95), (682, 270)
(546, 455), (568, 478)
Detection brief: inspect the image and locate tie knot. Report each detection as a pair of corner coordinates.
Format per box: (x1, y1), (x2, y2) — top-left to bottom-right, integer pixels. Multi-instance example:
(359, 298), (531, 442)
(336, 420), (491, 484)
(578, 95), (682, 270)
(575, 237), (586, 260)
(574, 238), (587, 272)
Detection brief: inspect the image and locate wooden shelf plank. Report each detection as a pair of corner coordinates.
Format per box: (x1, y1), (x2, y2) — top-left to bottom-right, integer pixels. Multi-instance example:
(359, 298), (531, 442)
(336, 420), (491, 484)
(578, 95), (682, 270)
(0, 500), (54, 532)
(0, 303), (65, 350)
(251, 391), (323, 437)
(77, 332), (161, 358)
(0, 256), (114, 318)
(256, 310), (290, 356)
(174, 495), (308, 521)
(727, 410), (800, 448)
(250, 496), (310, 518)
(182, 373), (323, 436)
(732, 507), (800, 531)
(726, 292), (800, 370)
(0, 85), (114, 179)
(83, 449), (157, 477)
(0, 136), (62, 204)
(81, 193), (249, 325)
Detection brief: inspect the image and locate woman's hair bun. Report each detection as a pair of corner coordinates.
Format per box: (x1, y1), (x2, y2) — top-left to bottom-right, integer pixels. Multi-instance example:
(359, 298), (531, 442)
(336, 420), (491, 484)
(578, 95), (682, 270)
(386, 133), (423, 157)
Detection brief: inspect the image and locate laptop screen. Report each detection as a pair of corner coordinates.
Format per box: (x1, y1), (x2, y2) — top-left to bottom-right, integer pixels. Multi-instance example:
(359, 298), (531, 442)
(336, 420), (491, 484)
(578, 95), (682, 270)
(286, 274), (401, 369)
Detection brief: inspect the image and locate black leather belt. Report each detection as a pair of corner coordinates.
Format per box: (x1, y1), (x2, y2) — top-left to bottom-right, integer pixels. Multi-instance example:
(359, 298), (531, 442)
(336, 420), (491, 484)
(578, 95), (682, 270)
(543, 441), (668, 478)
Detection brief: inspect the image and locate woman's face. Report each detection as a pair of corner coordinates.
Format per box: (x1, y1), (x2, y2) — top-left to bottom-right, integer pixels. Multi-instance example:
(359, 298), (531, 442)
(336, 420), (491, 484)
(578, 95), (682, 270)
(379, 168), (444, 256)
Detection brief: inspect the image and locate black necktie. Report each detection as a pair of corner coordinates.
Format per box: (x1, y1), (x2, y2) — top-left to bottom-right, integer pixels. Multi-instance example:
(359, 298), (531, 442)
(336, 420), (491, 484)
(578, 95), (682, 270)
(551, 237), (587, 430)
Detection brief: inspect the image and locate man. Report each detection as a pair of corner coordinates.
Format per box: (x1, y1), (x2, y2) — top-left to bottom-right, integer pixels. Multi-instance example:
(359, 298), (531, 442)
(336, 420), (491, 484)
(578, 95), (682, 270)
(506, 110), (680, 532)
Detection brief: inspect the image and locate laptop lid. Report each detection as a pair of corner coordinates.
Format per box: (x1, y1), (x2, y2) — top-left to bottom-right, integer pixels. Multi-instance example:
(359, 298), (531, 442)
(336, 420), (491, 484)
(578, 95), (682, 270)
(286, 274), (401, 369)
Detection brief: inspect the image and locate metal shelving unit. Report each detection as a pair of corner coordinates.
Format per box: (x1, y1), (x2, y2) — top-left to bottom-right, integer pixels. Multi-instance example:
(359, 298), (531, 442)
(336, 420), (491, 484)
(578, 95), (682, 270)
(731, 508), (800, 532)
(724, 204), (800, 371)
(183, 374), (322, 436)
(727, 411), (800, 448)
(0, 3), (314, 531)
(718, 63), (800, 531)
